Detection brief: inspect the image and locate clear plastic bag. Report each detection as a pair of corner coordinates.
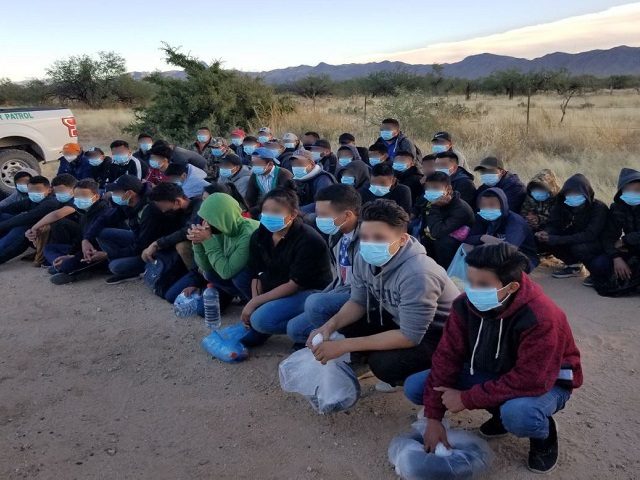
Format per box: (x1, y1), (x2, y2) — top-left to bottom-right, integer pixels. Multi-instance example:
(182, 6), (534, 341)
(388, 419), (493, 479)
(446, 245), (469, 292)
(279, 333), (360, 414)
(173, 292), (202, 318)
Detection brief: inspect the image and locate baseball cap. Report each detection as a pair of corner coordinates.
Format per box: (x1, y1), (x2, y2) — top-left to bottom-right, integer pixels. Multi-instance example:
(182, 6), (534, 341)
(62, 143), (82, 154)
(291, 149), (313, 162)
(313, 139), (331, 150)
(474, 156), (505, 171)
(230, 128), (246, 137)
(431, 131), (452, 142)
(282, 132), (298, 142)
(106, 174), (143, 194)
(252, 147), (280, 163)
(86, 146), (104, 156)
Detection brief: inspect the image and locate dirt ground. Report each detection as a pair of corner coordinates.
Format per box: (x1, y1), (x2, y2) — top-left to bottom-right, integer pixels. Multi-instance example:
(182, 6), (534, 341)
(1, 260), (639, 480)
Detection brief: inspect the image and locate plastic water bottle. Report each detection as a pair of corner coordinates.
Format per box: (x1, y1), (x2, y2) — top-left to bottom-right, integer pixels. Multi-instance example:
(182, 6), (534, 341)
(173, 292), (201, 318)
(203, 283), (221, 330)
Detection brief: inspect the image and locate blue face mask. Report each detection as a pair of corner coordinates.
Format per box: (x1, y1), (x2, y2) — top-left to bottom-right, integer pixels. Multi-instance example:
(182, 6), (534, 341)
(481, 173), (500, 187)
(465, 285), (511, 312)
(55, 191), (73, 203)
(341, 176), (355, 186)
(380, 130), (394, 141)
(258, 135), (270, 144)
(219, 168), (234, 178)
(369, 185), (390, 197)
(479, 208), (502, 222)
(432, 144), (449, 154)
(16, 184), (28, 193)
(89, 158), (103, 167)
(139, 142), (152, 152)
(292, 166), (308, 179)
(149, 159), (161, 169)
(564, 194), (586, 207)
(338, 157), (352, 167)
(231, 138), (243, 146)
(369, 157), (381, 166)
(197, 134), (209, 143)
(112, 194), (129, 206)
(315, 216), (341, 235)
(531, 189), (550, 202)
(424, 189), (444, 203)
(260, 213), (288, 232)
(252, 165), (266, 175)
(359, 240), (399, 267)
(28, 192), (46, 203)
(392, 161), (408, 172)
(74, 197), (94, 210)
(620, 191), (640, 207)
(212, 148), (224, 157)
(112, 153), (129, 165)
(311, 151), (322, 162)
(435, 167), (451, 176)
(284, 142), (296, 149)
(243, 145), (256, 155)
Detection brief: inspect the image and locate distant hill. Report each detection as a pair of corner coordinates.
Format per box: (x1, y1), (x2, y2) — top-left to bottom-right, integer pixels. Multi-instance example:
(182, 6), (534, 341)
(129, 45), (640, 84)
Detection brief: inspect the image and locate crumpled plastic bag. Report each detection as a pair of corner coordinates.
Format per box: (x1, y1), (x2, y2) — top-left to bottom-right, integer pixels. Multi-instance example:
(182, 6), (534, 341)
(201, 323), (250, 363)
(447, 245), (469, 292)
(279, 333), (360, 414)
(388, 419), (493, 479)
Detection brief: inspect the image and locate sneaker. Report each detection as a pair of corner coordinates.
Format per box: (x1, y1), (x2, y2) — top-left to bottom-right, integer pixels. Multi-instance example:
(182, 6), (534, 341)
(50, 273), (75, 285)
(479, 415), (508, 438)
(105, 274), (139, 285)
(552, 264), (585, 279)
(47, 266), (58, 275)
(375, 381), (398, 393)
(528, 417), (559, 474)
(582, 276), (595, 288)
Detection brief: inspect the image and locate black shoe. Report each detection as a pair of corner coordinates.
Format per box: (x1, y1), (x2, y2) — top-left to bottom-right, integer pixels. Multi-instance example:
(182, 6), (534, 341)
(528, 417), (559, 474)
(479, 415), (508, 438)
(50, 273), (75, 285)
(47, 266), (58, 275)
(552, 264), (585, 279)
(105, 274), (139, 285)
(582, 276), (595, 288)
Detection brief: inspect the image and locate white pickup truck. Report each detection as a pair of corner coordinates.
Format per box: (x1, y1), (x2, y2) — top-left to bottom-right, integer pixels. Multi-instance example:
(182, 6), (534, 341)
(0, 107), (77, 195)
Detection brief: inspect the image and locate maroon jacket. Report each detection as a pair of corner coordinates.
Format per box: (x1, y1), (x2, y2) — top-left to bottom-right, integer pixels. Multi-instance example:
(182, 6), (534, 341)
(424, 274), (582, 420)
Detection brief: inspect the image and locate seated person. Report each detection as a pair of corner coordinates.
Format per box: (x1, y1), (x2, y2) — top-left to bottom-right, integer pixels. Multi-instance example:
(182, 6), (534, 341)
(281, 132), (301, 153)
(421, 154), (436, 177)
(311, 139), (337, 174)
(218, 152), (252, 198)
(309, 199), (459, 389)
(430, 130), (469, 168)
(367, 143), (389, 168)
(405, 243), (582, 474)
(164, 163), (209, 200)
(418, 172), (475, 269)
(335, 145), (370, 185)
(374, 118), (418, 160)
(85, 147), (112, 192)
(536, 174), (608, 282)
(467, 188), (538, 271)
(191, 126), (214, 158)
(205, 137), (243, 181)
(242, 188), (333, 345)
(291, 149), (337, 214)
(475, 156), (526, 213)
(145, 143), (171, 185)
(155, 140), (206, 171)
(338, 132), (369, 164)
(229, 128), (246, 155)
(301, 131), (320, 150)
(0, 170), (36, 208)
(109, 140), (146, 180)
(520, 169), (561, 234)
(245, 148), (294, 212)
(56, 142), (91, 180)
(435, 150), (476, 207)
(132, 133), (153, 163)
(337, 162), (370, 191)
(359, 162), (412, 214)
(239, 135), (259, 165)
(287, 184), (361, 345)
(392, 150), (424, 204)
(265, 140), (294, 172)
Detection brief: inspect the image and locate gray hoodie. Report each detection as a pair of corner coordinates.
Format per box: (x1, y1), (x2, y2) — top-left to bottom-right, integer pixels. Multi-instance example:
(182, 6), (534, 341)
(350, 236), (459, 345)
(221, 165), (252, 197)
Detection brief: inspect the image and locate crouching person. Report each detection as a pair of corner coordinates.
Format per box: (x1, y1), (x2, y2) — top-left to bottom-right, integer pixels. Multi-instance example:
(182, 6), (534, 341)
(309, 199), (459, 389)
(405, 244), (582, 474)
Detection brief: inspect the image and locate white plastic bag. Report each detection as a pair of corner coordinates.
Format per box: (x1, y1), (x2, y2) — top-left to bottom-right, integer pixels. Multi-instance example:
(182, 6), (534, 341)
(388, 419), (493, 479)
(278, 333), (360, 414)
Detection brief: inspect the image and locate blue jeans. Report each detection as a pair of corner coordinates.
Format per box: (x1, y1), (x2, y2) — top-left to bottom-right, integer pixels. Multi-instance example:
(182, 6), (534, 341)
(286, 290), (351, 344)
(97, 228), (145, 276)
(204, 268), (253, 302)
(250, 290), (318, 336)
(0, 224), (30, 264)
(404, 369), (571, 439)
(44, 243), (71, 266)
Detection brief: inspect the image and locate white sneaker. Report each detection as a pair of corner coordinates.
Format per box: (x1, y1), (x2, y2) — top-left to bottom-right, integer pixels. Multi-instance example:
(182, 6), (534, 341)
(375, 381), (398, 393)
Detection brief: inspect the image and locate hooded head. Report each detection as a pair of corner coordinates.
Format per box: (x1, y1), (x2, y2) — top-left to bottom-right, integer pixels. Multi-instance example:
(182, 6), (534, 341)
(197, 193), (244, 236)
(614, 168), (640, 202)
(527, 168), (561, 196)
(478, 187), (509, 219)
(559, 173), (595, 205)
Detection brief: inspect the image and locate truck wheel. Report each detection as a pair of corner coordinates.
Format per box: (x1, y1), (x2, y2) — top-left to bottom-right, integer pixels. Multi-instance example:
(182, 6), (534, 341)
(0, 149), (41, 196)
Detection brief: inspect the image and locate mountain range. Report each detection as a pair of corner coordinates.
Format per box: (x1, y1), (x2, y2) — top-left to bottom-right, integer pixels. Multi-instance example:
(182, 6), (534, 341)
(130, 45), (640, 84)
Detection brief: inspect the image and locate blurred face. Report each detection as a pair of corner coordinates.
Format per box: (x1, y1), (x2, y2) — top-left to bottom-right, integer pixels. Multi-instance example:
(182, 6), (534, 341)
(168, 173), (188, 185)
(479, 195), (502, 210)
(87, 153), (104, 162)
(311, 146), (329, 157)
(394, 155), (413, 168)
(292, 157), (313, 173)
(196, 129), (210, 142)
(28, 182), (50, 195)
(371, 175), (395, 188)
(435, 158), (457, 174)
(149, 155), (169, 171)
(221, 161), (239, 174)
(15, 176), (31, 188)
(433, 139), (452, 148)
(138, 137), (153, 150)
(422, 160), (436, 175)
(623, 181), (640, 194)
(302, 135), (318, 147)
(251, 157), (272, 175)
(154, 198), (185, 213)
(243, 139), (258, 148)
(74, 187), (99, 203)
(53, 184), (74, 196)
(467, 266), (520, 299)
(337, 150), (354, 161)
(380, 122), (399, 136)
(481, 168), (502, 177)
(425, 182), (451, 203)
(262, 198), (296, 222)
(360, 220), (407, 255)
(315, 200), (356, 232)
(111, 145), (130, 156)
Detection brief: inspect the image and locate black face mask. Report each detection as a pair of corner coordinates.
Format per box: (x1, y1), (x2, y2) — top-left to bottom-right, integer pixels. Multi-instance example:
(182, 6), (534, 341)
(303, 144), (313, 151)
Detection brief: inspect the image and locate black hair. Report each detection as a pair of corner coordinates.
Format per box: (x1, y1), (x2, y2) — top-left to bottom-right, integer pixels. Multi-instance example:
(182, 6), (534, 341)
(304, 131), (320, 139)
(148, 182), (186, 202)
(381, 118), (400, 128)
(149, 144), (173, 161)
(422, 154), (437, 162)
(110, 140), (130, 149)
(244, 135), (258, 143)
(75, 178), (99, 194)
(14, 171), (33, 182)
(435, 151), (459, 163)
(137, 133), (153, 141)
(197, 126), (211, 132)
(29, 175), (50, 187)
(465, 243), (528, 285)
(315, 184), (362, 213)
(51, 173), (77, 188)
(395, 150), (414, 159)
(338, 132), (355, 144)
(361, 199), (409, 229)
(204, 182), (250, 212)
(371, 162), (395, 177)
(261, 186), (299, 212)
(164, 163), (187, 177)
(425, 171), (451, 186)
(152, 139), (171, 149)
(337, 145), (355, 154)
(368, 144), (387, 155)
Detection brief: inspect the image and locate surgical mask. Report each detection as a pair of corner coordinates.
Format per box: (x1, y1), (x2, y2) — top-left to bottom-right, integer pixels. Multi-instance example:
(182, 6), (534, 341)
(112, 194), (129, 206)
(432, 145), (448, 154)
(341, 176), (355, 186)
(531, 189), (550, 202)
(481, 173), (500, 187)
(620, 191), (640, 207)
(392, 161), (408, 172)
(564, 194), (586, 207)
(219, 168), (234, 178)
(28, 192), (46, 203)
(16, 184), (28, 193)
(380, 130), (394, 141)
(64, 154), (78, 162)
(338, 157), (352, 167)
(231, 138), (243, 146)
(252, 165), (266, 175)
(139, 142), (152, 152)
(55, 191), (73, 203)
(89, 158), (103, 167)
(243, 145), (256, 155)
(197, 134), (209, 143)
(284, 142), (296, 149)
(212, 148), (224, 157)
(315, 216), (341, 235)
(359, 240), (399, 267)
(74, 197), (94, 210)
(465, 285), (511, 312)
(260, 213), (288, 232)
(424, 189), (444, 203)
(258, 135), (270, 144)
(369, 185), (390, 197)
(112, 153), (129, 165)
(479, 208), (502, 222)
(311, 151), (322, 162)
(292, 166), (308, 179)
(369, 157), (381, 166)
(435, 167), (451, 176)
(149, 159), (161, 169)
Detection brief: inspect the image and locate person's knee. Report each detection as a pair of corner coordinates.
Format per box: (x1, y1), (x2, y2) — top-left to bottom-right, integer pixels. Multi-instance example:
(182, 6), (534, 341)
(285, 315), (308, 343)
(175, 241), (194, 270)
(249, 306), (272, 334)
(403, 370), (429, 405)
(368, 352), (399, 385)
(500, 397), (547, 438)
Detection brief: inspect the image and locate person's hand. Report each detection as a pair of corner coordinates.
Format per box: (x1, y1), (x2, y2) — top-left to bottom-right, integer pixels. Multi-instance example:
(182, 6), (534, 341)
(526, 213), (539, 228)
(82, 250), (107, 263)
(434, 387), (466, 413)
(181, 286), (201, 297)
(480, 234), (502, 245)
(52, 255), (74, 269)
(423, 419), (451, 453)
(81, 240), (97, 261)
(311, 339), (348, 365)
(535, 231), (549, 243)
(187, 224), (212, 244)
(141, 242), (159, 263)
(25, 228), (38, 243)
(306, 321), (336, 348)
(613, 257), (632, 281)
(240, 298), (260, 325)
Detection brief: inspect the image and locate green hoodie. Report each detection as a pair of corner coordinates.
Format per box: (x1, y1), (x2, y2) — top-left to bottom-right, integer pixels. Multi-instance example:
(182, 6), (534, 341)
(193, 193), (259, 280)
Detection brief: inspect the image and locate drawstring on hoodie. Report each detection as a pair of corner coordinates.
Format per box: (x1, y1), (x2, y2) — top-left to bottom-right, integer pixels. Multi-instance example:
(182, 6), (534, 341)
(365, 267), (385, 326)
(470, 317), (504, 375)
(495, 318), (503, 359)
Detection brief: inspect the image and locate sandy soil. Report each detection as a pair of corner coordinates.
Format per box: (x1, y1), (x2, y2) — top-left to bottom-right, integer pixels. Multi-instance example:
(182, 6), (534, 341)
(1, 260), (639, 480)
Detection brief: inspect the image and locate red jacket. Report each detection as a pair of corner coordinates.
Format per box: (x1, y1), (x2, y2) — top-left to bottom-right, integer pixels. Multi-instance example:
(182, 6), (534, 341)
(424, 273), (582, 420)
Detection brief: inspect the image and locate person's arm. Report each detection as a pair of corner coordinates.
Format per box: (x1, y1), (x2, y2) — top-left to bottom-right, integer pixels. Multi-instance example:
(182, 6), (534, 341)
(0, 200), (59, 234)
(465, 216), (486, 245)
(83, 207), (117, 242)
(156, 225), (189, 250)
(201, 230), (252, 280)
(457, 180), (477, 207)
(502, 215), (529, 248)
(0, 191), (21, 208)
(394, 185), (413, 214)
(30, 205), (76, 231)
(192, 242), (211, 271)
(547, 202), (608, 246)
(426, 205), (465, 238)
(133, 205), (162, 252)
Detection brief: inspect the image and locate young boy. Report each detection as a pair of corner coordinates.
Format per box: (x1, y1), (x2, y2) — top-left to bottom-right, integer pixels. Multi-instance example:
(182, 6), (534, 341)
(85, 147), (112, 192)
(244, 148), (294, 212)
(374, 118), (418, 161)
(421, 154), (437, 177)
(218, 153), (252, 198)
(309, 199), (459, 389)
(536, 174), (608, 284)
(359, 162), (412, 214)
(310, 139), (337, 175)
(520, 169), (561, 233)
(434, 150), (476, 207)
(133, 133), (154, 163)
(56, 143), (91, 180)
(0, 170), (36, 208)
(475, 156), (526, 213)
(367, 143), (389, 168)
(109, 140), (146, 180)
(405, 243), (582, 474)
(392, 150), (424, 204)
(164, 163), (209, 200)
(291, 149), (336, 213)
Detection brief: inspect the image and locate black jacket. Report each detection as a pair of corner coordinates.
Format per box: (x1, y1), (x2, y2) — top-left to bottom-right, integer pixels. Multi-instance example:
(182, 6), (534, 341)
(89, 157), (114, 190)
(395, 165), (424, 204)
(603, 168), (640, 257)
(156, 198), (203, 250)
(0, 195), (60, 234)
(70, 199), (113, 253)
(295, 169), (337, 208)
(450, 166), (477, 207)
(373, 132), (417, 160)
(104, 158), (146, 182)
(319, 153), (337, 175)
(477, 171), (527, 214)
(424, 192), (475, 240)
(335, 159), (371, 190)
(359, 182), (412, 214)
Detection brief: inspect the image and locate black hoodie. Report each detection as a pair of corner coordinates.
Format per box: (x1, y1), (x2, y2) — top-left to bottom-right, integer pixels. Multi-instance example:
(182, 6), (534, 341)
(603, 168), (640, 257)
(336, 158), (371, 190)
(395, 165), (424, 204)
(450, 166), (477, 207)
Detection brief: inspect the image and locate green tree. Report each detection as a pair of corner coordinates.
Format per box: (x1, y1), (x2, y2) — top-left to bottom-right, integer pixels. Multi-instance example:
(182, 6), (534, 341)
(291, 74), (334, 107)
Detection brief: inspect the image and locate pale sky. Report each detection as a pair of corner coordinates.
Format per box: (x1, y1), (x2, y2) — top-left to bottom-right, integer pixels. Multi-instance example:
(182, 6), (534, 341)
(1, 1), (639, 81)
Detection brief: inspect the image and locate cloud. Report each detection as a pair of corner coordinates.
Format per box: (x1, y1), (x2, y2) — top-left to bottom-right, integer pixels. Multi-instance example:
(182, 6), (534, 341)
(359, 3), (640, 64)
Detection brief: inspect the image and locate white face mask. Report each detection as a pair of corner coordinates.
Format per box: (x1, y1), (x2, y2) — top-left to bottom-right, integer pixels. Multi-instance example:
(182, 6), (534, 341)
(64, 154), (78, 162)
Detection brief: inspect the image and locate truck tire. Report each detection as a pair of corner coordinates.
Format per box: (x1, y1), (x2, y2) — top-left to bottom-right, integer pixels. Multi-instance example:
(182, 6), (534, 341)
(0, 149), (41, 196)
